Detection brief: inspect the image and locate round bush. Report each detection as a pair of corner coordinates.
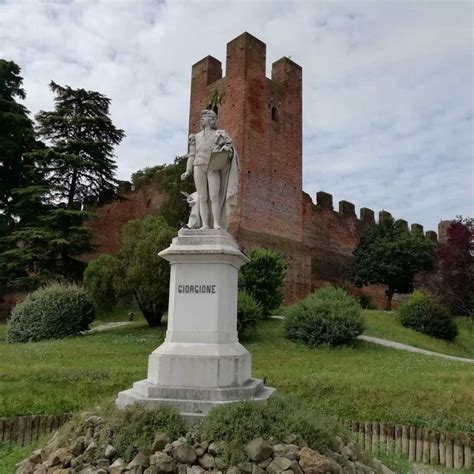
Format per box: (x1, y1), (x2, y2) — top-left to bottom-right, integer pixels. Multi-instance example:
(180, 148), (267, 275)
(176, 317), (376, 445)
(237, 291), (263, 337)
(7, 283), (95, 343)
(398, 291), (458, 341)
(284, 286), (365, 347)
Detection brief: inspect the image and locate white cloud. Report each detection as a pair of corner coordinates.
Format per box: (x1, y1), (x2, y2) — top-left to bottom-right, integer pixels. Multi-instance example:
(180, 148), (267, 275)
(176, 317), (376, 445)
(1, 0), (472, 232)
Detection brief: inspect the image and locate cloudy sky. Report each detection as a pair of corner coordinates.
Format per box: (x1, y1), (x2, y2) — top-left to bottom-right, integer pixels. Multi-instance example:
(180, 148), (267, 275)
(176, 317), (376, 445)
(1, 0), (472, 232)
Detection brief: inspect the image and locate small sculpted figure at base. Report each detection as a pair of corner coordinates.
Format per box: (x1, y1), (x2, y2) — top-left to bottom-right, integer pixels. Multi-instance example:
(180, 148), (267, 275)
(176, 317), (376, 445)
(181, 109), (239, 230)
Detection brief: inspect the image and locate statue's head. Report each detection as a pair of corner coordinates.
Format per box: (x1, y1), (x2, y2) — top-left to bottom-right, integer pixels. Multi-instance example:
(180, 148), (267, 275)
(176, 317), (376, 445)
(201, 109), (217, 130)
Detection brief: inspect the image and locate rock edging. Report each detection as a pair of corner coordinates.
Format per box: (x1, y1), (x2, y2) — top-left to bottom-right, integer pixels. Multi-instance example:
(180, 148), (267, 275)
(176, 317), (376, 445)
(15, 415), (395, 474)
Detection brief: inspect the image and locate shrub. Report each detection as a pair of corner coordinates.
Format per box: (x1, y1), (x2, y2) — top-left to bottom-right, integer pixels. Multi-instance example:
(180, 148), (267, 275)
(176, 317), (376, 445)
(284, 286), (365, 347)
(7, 283), (95, 343)
(203, 394), (344, 464)
(83, 254), (118, 309)
(237, 291), (263, 338)
(398, 291), (458, 341)
(239, 248), (287, 317)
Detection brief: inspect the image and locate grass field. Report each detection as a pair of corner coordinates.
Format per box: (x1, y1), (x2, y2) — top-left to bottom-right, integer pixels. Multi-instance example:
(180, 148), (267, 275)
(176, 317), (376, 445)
(362, 310), (474, 359)
(1, 308), (473, 435)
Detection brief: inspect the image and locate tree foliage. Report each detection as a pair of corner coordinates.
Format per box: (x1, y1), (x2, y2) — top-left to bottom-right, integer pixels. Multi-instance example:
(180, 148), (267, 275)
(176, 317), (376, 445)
(239, 248), (287, 317)
(0, 60), (47, 227)
(0, 60), (47, 295)
(421, 217), (474, 316)
(351, 217), (435, 310)
(83, 254), (118, 309)
(34, 81), (125, 208)
(115, 216), (175, 326)
(131, 156), (194, 229)
(0, 206), (92, 291)
(237, 290), (263, 338)
(0, 73), (124, 295)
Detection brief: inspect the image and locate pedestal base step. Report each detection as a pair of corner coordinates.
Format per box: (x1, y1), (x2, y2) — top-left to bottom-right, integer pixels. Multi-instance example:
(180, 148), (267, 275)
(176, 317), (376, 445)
(116, 378), (275, 420)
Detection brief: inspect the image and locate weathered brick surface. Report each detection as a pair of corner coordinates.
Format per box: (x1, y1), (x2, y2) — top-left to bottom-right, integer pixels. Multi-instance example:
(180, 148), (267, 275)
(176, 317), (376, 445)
(189, 32), (303, 242)
(77, 33), (437, 309)
(0, 292), (24, 322)
(83, 185), (166, 261)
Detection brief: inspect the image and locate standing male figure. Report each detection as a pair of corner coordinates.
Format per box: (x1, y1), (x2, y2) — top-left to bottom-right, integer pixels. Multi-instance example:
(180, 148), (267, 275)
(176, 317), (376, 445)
(181, 109), (239, 230)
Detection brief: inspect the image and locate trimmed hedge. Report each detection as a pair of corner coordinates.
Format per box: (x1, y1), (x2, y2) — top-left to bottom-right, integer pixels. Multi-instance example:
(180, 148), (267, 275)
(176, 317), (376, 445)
(284, 286), (365, 347)
(7, 283), (95, 343)
(399, 291), (458, 341)
(237, 291), (263, 338)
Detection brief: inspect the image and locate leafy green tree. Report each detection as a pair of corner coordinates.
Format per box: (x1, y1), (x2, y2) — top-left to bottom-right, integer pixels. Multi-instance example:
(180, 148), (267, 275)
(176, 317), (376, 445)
(239, 248), (287, 317)
(351, 217), (435, 310)
(34, 81), (125, 208)
(1, 79), (125, 294)
(115, 216), (175, 326)
(83, 254), (118, 309)
(425, 217), (473, 316)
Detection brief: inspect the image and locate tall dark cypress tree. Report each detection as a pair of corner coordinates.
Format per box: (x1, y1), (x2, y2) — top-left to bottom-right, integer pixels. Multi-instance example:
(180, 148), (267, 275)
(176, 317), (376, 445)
(0, 60), (45, 230)
(0, 60), (47, 295)
(1, 78), (125, 292)
(34, 82), (125, 207)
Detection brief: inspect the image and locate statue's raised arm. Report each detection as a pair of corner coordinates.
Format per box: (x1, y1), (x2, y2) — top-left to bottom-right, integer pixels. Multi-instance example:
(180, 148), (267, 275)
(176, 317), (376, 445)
(182, 109), (239, 230)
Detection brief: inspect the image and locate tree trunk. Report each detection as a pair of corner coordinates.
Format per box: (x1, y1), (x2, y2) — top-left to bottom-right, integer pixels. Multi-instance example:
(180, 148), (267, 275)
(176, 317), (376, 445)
(385, 288), (394, 311)
(133, 291), (164, 327)
(67, 169), (78, 209)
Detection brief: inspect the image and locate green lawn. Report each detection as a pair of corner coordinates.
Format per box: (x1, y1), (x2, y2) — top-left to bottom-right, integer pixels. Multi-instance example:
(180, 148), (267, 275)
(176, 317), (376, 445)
(1, 309), (473, 435)
(362, 310), (474, 359)
(247, 319), (474, 434)
(0, 442), (36, 473)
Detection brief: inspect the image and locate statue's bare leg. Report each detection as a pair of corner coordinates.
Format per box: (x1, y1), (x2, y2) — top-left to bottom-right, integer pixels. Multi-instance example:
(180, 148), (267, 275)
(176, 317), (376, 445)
(208, 170), (221, 229)
(194, 166), (210, 229)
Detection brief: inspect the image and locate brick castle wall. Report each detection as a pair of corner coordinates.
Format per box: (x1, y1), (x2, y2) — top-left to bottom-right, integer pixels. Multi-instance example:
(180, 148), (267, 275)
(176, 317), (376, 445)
(82, 32), (438, 310)
(82, 184), (166, 262)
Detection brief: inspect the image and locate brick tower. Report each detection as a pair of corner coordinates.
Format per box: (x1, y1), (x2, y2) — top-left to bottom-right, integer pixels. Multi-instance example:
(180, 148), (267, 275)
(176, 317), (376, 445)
(188, 32), (310, 301)
(189, 32), (303, 242)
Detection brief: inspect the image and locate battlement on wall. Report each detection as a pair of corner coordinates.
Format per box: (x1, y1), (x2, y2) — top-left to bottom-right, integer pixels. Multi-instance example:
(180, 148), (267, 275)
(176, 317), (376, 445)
(189, 32), (304, 242)
(312, 190), (437, 241)
(190, 33), (301, 94)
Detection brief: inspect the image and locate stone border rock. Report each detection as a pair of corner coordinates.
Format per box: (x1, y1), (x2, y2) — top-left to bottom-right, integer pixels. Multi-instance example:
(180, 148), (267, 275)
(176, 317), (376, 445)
(15, 415), (394, 474)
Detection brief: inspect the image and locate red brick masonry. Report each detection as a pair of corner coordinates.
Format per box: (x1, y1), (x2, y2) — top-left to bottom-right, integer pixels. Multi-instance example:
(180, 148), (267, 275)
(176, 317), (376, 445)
(84, 33), (438, 309)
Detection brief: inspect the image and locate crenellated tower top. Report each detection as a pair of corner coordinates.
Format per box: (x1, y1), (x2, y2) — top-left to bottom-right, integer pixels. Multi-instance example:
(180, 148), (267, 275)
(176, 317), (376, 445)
(189, 32), (303, 242)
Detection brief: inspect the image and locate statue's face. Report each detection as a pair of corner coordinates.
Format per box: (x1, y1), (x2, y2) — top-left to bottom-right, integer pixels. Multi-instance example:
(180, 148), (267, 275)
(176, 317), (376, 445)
(201, 115), (212, 128)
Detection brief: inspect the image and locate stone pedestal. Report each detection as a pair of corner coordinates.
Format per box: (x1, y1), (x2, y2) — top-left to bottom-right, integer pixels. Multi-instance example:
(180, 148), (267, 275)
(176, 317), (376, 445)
(116, 229), (274, 419)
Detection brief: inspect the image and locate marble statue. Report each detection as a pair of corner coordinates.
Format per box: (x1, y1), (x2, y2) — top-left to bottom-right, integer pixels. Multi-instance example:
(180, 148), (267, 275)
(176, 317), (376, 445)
(181, 109), (239, 230)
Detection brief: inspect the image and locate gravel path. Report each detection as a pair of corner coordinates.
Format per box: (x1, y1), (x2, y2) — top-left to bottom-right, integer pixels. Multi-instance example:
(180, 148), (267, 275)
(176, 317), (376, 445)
(87, 321), (133, 333)
(358, 335), (474, 364)
(270, 316), (474, 364)
(91, 318), (474, 364)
